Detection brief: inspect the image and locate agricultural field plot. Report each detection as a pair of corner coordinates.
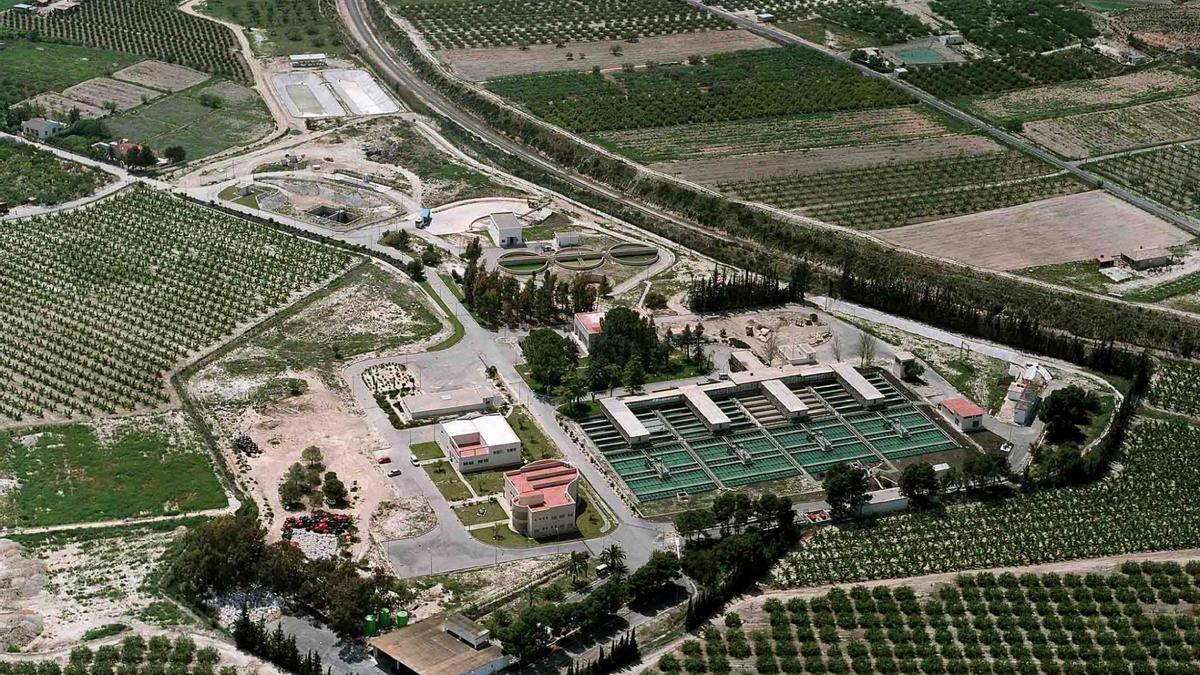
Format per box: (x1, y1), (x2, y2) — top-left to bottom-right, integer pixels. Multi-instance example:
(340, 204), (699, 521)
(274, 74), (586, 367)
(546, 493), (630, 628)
(0, 40), (140, 110)
(774, 417), (1200, 587)
(198, 0), (344, 56)
(390, 0), (731, 50)
(0, 187), (353, 422)
(901, 49), (1126, 98)
(1126, 272), (1200, 306)
(1022, 93), (1200, 160)
(963, 67), (1200, 124)
(877, 191), (1189, 270)
(1084, 143), (1200, 217)
(721, 150), (1081, 230)
(17, 93), (109, 121)
(439, 30), (776, 80)
(104, 81), (272, 159)
(926, 0), (1099, 55)
(594, 105), (956, 164)
(655, 134), (1000, 186)
(778, 17), (878, 50)
(111, 59), (210, 92)
(487, 47), (911, 133)
(61, 77), (162, 112)
(1147, 358), (1200, 418)
(1114, 3), (1200, 51)
(0, 0), (249, 81)
(0, 139), (112, 207)
(718, 0), (932, 44)
(0, 412), (225, 527)
(661, 563), (1200, 675)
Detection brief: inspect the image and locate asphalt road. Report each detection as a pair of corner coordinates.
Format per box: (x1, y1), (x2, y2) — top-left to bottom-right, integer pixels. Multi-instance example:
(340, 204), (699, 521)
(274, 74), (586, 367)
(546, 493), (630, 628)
(680, 0), (1200, 236)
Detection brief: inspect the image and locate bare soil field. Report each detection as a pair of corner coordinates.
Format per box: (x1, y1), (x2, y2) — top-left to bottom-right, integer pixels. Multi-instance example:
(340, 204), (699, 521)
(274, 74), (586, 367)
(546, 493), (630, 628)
(970, 68), (1200, 121)
(597, 105), (954, 163)
(1023, 93), (1200, 158)
(877, 191), (1190, 270)
(655, 134), (1000, 185)
(16, 92), (108, 120)
(1115, 4), (1200, 51)
(61, 77), (161, 112)
(112, 60), (210, 92)
(440, 30), (776, 81)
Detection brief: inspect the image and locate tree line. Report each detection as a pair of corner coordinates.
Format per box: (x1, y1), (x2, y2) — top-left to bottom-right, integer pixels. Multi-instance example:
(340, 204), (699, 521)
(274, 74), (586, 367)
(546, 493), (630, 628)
(686, 263), (808, 313)
(364, 2), (1200, 374)
(232, 610), (327, 675)
(459, 239), (602, 327)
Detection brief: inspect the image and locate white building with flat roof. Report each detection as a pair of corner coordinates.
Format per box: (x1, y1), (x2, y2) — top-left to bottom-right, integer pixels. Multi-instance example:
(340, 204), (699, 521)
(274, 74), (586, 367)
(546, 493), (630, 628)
(437, 415), (522, 473)
(289, 53), (327, 68)
(831, 362), (885, 409)
(600, 397), (649, 445)
(504, 459), (580, 538)
(573, 311), (604, 350)
(487, 212), (524, 248)
(399, 386), (499, 420)
(681, 385), (730, 432)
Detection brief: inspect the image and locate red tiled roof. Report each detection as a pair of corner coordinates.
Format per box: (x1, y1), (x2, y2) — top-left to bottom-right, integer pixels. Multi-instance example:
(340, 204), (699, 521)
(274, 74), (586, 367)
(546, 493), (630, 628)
(456, 442), (488, 458)
(941, 397), (984, 418)
(575, 312), (602, 334)
(506, 461), (578, 511)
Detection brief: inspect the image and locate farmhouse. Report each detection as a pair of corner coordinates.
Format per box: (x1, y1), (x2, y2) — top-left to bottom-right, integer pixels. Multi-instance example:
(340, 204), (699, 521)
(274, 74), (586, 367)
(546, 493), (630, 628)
(1121, 247), (1173, 271)
(288, 53), (327, 68)
(20, 117), (64, 140)
(371, 614), (508, 675)
(504, 459), (580, 538)
(487, 211), (524, 248)
(939, 397), (985, 433)
(437, 414), (522, 473)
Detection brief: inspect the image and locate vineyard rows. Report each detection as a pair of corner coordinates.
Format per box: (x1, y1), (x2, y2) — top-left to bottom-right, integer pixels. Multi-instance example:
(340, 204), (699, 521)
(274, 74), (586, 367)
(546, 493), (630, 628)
(902, 49), (1124, 98)
(488, 47), (911, 133)
(773, 418), (1200, 586)
(1085, 144), (1200, 216)
(0, 0), (249, 81)
(391, 0), (729, 49)
(0, 188), (353, 422)
(595, 105), (950, 162)
(723, 152), (1082, 230)
(656, 563), (1200, 674)
(1124, 273), (1200, 305)
(1147, 359), (1200, 418)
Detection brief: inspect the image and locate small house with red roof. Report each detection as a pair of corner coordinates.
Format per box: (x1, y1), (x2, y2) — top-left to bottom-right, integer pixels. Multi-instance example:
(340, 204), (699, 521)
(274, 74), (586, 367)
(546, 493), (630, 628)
(573, 311), (604, 351)
(939, 397), (985, 433)
(436, 415), (522, 474)
(503, 459), (579, 538)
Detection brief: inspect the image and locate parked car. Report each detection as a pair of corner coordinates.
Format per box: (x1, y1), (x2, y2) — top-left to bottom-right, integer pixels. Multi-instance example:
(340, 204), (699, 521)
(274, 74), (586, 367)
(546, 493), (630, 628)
(377, 455), (392, 464)
(387, 469), (402, 477)
(410, 454), (420, 466)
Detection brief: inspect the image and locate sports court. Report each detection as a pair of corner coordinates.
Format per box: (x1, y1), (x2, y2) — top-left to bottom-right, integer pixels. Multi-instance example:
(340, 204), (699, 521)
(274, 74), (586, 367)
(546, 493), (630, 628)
(580, 369), (959, 503)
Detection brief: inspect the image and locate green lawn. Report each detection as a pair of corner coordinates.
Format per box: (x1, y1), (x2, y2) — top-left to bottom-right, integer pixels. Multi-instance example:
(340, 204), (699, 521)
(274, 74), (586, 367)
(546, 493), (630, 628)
(469, 481), (608, 547)
(781, 18), (876, 49)
(0, 417), (226, 528)
(422, 461), (472, 501)
(217, 184), (261, 208)
(1019, 260), (1116, 294)
(105, 80), (272, 159)
(465, 468), (507, 496)
(421, 281), (464, 352)
(1085, 0), (1134, 12)
(197, 0), (344, 56)
(557, 399), (603, 420)
(453, 498), (507, 527)
(0, 41), (141, 101)
(438, 273), (464, 300)
(509, 408), (561, 461)
(410, 441), (445, 461)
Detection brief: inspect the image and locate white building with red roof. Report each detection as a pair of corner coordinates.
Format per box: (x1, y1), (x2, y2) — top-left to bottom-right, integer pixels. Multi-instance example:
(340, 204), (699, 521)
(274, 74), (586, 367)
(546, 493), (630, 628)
(572, 311), (605, 352)
(436, 415), (522, 474)
(503, 459), (580, 538)
(939, 397), (985, 433)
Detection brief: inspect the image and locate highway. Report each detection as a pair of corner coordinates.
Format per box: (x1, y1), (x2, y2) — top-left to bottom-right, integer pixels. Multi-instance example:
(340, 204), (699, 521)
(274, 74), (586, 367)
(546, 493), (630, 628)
(681, 0), (1200, 236)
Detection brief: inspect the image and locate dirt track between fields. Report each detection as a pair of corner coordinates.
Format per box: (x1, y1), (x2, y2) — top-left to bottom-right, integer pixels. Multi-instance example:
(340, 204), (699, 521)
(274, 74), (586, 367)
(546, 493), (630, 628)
(877, 190), (1190, 270)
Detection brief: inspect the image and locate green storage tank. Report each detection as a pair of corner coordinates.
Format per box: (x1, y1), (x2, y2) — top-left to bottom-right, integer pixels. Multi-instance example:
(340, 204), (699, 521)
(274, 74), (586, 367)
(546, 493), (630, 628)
(365, 614), (376, 637)
(394, 610), (409, 627)
(379, 608), (392, 630)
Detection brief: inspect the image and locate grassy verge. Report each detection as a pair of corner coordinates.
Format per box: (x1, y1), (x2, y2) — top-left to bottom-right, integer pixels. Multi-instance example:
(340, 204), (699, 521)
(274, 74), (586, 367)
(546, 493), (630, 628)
(421, 281), (465, 352)
(218, 184), (261, 208)
(422, 461), (472, 501)
(509, 408), (561, 461)
(465, 468), (507, 496)
(558, 399), (603, 420)
(410, 441), (445, 460)
(1019, 260), (1116, 294)
(453, 498), (507, 527)
(439, 272), (465, 300)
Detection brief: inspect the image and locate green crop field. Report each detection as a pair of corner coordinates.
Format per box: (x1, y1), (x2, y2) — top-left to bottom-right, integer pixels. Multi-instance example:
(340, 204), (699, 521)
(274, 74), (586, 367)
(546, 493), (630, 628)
(902, 49), (1125, 98)
(390, 0), (730, 49)
(722, 150), (1083, 230)
(488, 47), (911, 133)
(775, 417), (1200, 586)
(105, 80), (272, 159)
(0, 40), (140, 108)
(656, 562), (1200, 674)
(1085, 144), (1200, 217)
(0, 139), (112, 207)
(198, 0), (344, 56)
(0, 414), (225, 527)
(594, 105), (954, 163)
(1148, 359), (1200, 417)
(0, 186), (353, 422)
(0, 0), (249, 80)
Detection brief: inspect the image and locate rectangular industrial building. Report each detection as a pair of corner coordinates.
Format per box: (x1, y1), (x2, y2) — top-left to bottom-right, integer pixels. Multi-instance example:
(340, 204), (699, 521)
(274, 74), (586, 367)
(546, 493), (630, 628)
(487, 211), (523, 248)
(399, 386), (499, 420)
(504, 459), (580, 538)
(371, 614), (507, 675)
(289, 53), (327, 68)
(681, 385), (730, 432)
(600, 397), (649, 445)
(437, 415), (522, 473)
(760, 379), (808, 420)
(832, 363), (886, 408)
